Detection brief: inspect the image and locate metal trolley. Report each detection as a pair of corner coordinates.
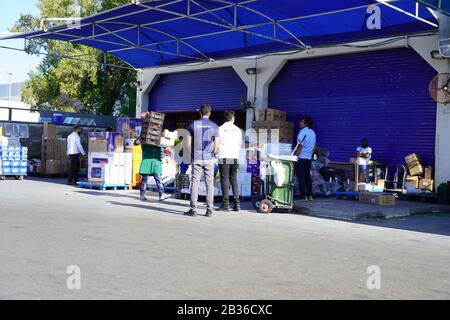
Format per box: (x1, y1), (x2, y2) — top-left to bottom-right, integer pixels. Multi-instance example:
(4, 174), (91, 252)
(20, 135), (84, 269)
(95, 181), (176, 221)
(252, 154), (297, 214)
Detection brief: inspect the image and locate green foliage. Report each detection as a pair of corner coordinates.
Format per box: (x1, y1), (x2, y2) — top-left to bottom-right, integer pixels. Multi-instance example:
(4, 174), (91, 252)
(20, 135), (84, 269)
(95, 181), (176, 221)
(10, 0), (137, 116)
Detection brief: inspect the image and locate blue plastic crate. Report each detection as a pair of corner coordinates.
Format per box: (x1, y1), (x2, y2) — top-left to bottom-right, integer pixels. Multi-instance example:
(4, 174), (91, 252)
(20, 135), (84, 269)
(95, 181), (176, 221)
(2, 167), (12, 175)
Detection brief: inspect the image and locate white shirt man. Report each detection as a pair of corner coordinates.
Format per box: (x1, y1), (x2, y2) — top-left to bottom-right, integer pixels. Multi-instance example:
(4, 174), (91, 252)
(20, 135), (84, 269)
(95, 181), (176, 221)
(218, 121), (242, 160)
(67, 126), (85, 185)
(356, 146), (372, 166)
(67, 130), (85, 156)
(217, 111), (243, 212)
(356, 139), (372, 183)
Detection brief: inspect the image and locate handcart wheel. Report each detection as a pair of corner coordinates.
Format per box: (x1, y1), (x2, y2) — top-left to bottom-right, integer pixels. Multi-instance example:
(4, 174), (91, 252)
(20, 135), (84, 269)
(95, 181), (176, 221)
(252, 197), (261, 210)
(259, 199), (274, 214)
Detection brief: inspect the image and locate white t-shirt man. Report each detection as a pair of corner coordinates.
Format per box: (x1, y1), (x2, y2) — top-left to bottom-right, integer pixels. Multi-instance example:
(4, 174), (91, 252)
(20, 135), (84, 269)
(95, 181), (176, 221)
(356, 146), (372, 166)
(67, 131), (86, 156)
(218, 121), (242, 160)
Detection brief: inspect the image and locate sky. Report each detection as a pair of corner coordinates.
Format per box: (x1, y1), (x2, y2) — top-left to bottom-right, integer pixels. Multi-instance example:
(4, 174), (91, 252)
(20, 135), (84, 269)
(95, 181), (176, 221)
(0, 0), (42, 85)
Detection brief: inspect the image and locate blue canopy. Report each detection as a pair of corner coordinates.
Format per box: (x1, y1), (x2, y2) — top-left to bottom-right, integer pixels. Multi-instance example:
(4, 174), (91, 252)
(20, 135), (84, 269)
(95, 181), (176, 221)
(2, 0), (438, 68)
(417, 0), (450, 15)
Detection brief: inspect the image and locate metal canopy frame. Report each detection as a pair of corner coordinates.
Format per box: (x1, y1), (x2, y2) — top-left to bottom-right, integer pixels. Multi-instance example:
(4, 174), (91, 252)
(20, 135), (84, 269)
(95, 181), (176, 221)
(2, 0), (439, 68)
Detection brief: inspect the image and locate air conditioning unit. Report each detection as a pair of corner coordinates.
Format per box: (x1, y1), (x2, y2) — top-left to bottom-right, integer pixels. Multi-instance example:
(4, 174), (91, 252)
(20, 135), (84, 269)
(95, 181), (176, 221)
(439, 13), (450, 57)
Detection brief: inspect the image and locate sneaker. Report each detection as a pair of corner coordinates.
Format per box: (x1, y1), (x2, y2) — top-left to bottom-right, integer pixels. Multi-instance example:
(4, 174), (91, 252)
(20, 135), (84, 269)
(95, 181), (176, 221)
(233, 203), (241, 212)
(139, 191), (147, 201)
(184, 209), (197, 217)
(159, 193), (171, 201)
(205, 209), (213, 217)
(216, 204), (230, 212)
(308, 196), (314, 201)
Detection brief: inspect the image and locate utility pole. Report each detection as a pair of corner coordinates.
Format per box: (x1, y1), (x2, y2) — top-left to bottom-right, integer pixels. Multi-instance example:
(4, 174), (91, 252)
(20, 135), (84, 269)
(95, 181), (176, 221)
(6, 71), (13, 108)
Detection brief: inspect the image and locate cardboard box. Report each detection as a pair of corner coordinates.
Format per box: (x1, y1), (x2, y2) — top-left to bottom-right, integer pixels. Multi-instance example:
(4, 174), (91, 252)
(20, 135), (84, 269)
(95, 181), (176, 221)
(160, 130), (177, 147)
(88, 163), (122, 185)
(259, 109), (286, 121)
(45, 160), (63, 174)
(124, 139), (135, 153)
(251, 121), (294, 144)
(408, 164), (424, 177)
(419, 179), (434, 191)
(406, 176), (420, 189)
(404, 153), (421, 166)
(358, 192), (396, 206)
(89, 152), (125, 166)
(88, 132), (124, 153)
(42, 136), (66, 161)
(89, 137), (108, 153)
(124, 153), (133, 185)
(116, 118), (143, 139)
(266, 109), (286, 121)
(43, 123), (57, 137)
(424, 166), (432, 180)
(407, 161), (421, 169)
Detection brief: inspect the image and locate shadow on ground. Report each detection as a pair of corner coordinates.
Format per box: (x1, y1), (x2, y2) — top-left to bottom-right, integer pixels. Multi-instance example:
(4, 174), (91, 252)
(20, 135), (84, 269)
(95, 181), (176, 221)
(354, 213), (450, 237)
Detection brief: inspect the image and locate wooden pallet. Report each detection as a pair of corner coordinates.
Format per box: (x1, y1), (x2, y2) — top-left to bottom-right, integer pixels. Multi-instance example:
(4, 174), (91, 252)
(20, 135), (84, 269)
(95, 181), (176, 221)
(29, 173), (67, 179)
(76, 182), (129, 191)
(398, 193), (438, 203)
(0, 174), (25, 181)
(335, 191), (359, 200)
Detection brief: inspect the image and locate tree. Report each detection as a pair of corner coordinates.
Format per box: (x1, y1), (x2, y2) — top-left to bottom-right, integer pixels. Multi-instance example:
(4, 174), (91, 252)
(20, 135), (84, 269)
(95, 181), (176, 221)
(10, 0), (137, 117)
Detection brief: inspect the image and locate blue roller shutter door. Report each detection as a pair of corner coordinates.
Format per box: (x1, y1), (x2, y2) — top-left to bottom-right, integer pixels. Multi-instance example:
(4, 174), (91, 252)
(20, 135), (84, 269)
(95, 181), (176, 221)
(148, 67), (247, 113)
(269, 48), (437, 166)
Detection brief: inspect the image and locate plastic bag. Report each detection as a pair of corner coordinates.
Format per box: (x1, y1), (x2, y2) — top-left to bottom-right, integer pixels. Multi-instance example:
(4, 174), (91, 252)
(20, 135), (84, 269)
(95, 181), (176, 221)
(271, 160), (285, 187)
(311, 171), (331, 196)
(260, 161), (268, 182)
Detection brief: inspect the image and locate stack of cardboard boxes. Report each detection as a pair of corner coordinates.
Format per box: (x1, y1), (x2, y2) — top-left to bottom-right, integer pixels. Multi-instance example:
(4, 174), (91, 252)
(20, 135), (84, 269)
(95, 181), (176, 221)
(405, 153), (434, 192)
(140, 112), (165, 146)
(87, 132), (132, 185)
(252, 109), (294, 144)
(39, 123), (68, 175)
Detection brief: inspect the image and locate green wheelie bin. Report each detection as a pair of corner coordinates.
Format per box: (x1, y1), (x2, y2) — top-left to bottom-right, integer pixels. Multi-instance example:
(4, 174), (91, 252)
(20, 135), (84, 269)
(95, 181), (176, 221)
(252, 154), (298, 214)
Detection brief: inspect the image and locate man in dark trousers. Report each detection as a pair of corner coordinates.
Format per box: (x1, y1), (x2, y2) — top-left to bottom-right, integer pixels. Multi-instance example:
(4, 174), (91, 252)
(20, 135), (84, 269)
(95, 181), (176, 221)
(67, 126), (85, 185)
(185, 104), (219, 217)
(217, 110), (243, 212)
(293, 116), (316, 201)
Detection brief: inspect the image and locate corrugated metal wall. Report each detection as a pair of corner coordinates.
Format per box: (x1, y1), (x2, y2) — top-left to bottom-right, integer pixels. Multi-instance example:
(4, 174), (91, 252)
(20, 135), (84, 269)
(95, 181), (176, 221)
(148, 67), (247, 113)
(269, 48), (437, 166)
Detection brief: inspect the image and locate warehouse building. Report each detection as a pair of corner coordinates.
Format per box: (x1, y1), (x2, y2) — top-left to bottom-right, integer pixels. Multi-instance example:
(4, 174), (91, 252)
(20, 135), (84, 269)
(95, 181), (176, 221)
(3, 0), (450, 186)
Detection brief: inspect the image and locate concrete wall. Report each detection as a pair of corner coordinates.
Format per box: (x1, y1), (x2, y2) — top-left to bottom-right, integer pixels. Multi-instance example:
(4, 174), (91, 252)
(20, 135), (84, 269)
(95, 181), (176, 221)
(138, 35), (450, 186)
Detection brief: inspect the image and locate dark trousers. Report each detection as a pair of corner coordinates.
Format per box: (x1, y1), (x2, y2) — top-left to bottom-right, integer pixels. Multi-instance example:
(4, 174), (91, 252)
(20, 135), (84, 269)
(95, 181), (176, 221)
(219, 159), (240, 206)
(68, 154), (80, 183)
(297, 159), (313, 198)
